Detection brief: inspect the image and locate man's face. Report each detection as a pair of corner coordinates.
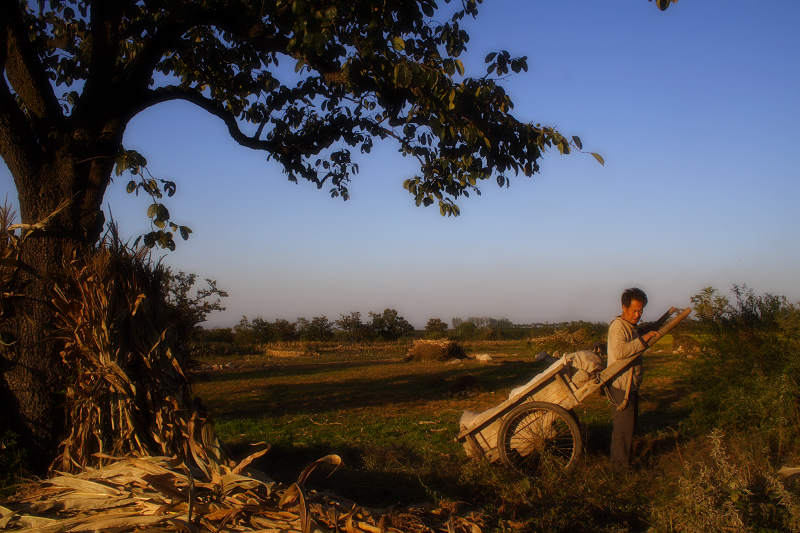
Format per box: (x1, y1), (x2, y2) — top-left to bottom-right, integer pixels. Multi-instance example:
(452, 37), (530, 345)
(622, 299), (645, 324)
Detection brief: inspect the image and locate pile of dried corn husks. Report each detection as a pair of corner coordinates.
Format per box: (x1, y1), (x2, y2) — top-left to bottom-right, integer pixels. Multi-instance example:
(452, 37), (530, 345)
(49, 242), (203, 472)
(1, 450), (484, 532)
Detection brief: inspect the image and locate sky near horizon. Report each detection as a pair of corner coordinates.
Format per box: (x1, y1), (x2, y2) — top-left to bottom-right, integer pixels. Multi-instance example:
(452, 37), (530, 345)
(2, 0), (799, 328)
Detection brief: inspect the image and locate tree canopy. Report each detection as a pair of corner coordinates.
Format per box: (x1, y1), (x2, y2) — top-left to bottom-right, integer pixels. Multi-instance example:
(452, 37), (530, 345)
(2, 0), (608, 246)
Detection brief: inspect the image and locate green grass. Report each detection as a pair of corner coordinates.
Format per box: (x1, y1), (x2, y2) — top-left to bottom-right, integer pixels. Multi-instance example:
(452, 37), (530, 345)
(193, 341), (800, 531)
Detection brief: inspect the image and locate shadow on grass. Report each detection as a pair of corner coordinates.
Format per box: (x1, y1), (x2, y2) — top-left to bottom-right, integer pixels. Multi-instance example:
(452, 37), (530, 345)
(198, 359), (546, 419)
(195, 358), (401, 383)
(581, 374), (693, 462)
(226, 440), (438, 507)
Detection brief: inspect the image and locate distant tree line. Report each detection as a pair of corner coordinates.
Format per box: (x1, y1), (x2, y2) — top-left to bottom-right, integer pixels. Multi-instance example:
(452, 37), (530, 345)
(195, 308), (417, 349)
(194, 311), (614, 354)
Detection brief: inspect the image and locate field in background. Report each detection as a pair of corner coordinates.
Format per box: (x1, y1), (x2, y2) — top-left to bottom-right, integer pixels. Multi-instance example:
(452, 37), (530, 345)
(191, 337), (744, 531)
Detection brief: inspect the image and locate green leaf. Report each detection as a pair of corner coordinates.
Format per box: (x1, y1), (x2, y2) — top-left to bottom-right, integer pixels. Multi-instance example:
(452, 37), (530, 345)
(391, 36), (405, 51)
(484, 52), (497, 63)
(454, 59), (464, 76)
(571, 136), (582, 150)
(147, 203), (158, 218)
(126, 180), (136, 193)
(179, 226), (192, 240)
(590, 152), (605, 166)
(394, 63), (411, 87)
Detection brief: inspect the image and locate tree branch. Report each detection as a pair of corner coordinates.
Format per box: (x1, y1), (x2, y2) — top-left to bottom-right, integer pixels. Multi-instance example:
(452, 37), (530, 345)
(85, 1), (128, 93)
(125, 5), (289, 94)
(0, 72), (41, 181)
(1, 1), (62, 123)
(138, 86), (280, 152)
(0, 15), (41, 180)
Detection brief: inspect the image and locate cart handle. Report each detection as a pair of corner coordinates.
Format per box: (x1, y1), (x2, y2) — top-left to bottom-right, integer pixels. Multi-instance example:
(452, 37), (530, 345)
(644, 307), (692, 349)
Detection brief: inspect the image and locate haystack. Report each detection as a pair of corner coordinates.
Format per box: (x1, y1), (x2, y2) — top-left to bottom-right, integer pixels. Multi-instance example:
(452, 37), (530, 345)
(405, 339), (467, 361)
(49, 242), (204, 473)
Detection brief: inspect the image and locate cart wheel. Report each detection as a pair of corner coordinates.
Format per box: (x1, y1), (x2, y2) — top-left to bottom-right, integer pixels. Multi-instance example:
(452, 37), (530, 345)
(497, 401), (582, 474)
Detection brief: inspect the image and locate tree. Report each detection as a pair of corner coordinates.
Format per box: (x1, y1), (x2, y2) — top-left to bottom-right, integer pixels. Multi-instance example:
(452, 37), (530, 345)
(165, 271), (228, 329)
(297, 315), (334, 341)
(369, 308), (415, 341)
(271, 318), (298, 342)
(424, 317), (448, 339)
(336, 311), (372, 342)
(0, 0), (675, 465)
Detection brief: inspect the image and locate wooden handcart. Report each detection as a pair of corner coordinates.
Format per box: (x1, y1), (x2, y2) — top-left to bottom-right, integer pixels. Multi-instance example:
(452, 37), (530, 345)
(456, 307), (692, 474)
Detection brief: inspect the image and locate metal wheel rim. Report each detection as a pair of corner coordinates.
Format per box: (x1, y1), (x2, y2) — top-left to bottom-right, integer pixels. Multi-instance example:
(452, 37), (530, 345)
(500, 404), (579, 473)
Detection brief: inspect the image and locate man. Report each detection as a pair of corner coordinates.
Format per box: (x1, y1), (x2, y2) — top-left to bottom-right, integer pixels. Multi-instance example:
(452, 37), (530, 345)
(606, 288), (664, 470)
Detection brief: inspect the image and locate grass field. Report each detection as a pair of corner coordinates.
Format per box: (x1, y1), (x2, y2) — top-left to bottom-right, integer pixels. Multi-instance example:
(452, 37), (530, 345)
(190, 337), (759, 531)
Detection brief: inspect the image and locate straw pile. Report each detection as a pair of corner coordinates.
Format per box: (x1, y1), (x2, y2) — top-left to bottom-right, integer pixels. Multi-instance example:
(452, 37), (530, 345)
(1, 451), (485, 532)
(405, 340), (467, 361)
(49, 243), (202, 473)
(527, 327), (589, 347)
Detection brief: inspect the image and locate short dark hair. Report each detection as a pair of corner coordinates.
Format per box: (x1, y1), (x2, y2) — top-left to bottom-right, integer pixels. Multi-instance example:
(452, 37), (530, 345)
(621, 287), (648, 307)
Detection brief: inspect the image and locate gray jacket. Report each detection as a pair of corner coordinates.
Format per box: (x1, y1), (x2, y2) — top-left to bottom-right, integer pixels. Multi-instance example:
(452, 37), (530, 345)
(606, 316), (646, 392)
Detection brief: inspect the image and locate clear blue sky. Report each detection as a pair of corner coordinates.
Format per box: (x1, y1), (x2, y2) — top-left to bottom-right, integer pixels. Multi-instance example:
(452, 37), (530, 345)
(2, 0), (799, 328)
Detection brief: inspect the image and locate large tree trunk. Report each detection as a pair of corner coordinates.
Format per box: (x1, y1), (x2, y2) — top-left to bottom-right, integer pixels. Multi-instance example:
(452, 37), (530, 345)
(1, 143), (112, 472)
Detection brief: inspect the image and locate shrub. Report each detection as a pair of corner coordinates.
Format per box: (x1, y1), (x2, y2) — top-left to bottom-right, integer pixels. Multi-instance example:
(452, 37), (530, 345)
(687, 286), (800, 449)
(650, 430), (800, 532)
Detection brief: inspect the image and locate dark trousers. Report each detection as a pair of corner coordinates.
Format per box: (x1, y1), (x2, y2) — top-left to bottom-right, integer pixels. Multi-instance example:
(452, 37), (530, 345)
(609, 389), (638, 469)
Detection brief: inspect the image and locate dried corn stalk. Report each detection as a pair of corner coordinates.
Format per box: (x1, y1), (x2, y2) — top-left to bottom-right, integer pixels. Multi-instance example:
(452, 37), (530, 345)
(49, 243), (215, 473)
(1, 453), (484, 532)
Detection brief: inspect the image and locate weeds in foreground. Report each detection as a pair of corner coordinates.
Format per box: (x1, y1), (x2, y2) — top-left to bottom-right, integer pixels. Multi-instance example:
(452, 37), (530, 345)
(651, 429), (800, 532)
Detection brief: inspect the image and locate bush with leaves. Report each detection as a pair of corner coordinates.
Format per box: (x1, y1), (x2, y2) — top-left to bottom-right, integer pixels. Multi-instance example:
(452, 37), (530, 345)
(688, 286), (800, 451)
(651, 430), (800, 532)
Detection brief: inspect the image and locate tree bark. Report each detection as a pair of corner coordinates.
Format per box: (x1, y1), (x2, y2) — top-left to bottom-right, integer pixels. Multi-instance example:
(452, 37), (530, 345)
(1, 142), (112, 472)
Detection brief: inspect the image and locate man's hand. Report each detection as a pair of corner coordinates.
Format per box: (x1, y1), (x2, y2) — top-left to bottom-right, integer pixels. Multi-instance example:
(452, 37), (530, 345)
(642, 331), (659, 345)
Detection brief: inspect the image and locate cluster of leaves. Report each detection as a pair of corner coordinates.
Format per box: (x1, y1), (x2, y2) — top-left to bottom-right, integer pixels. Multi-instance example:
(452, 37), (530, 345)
(688, 286), (800, 450)
(114, 150), (192, 251)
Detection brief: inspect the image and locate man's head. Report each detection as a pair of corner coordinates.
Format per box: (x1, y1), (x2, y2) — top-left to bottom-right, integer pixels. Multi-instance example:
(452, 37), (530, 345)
(621, 287), (648, 325)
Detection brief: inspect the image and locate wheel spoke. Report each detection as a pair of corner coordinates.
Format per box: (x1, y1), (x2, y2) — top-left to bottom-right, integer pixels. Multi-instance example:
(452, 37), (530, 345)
(498, 402), (581, 474)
